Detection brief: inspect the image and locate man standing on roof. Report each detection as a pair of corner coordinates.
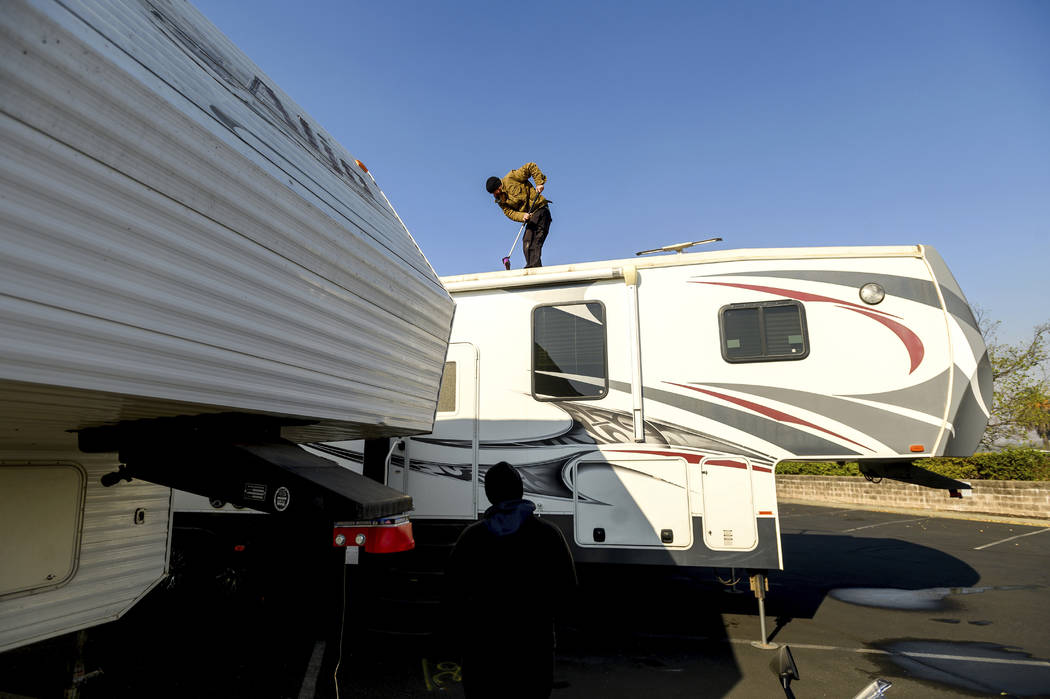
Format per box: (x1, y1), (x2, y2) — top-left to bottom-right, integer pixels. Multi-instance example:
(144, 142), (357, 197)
(486, 163), (552, 269)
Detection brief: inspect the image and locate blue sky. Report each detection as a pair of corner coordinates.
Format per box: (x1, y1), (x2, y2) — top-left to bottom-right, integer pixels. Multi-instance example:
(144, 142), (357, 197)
(192, 0), (1048, 345)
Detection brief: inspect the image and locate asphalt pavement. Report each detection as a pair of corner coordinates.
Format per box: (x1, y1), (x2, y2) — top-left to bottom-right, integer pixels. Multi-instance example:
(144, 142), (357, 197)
(2, 503), (1048, 698)
(329, 504), (1050, 698)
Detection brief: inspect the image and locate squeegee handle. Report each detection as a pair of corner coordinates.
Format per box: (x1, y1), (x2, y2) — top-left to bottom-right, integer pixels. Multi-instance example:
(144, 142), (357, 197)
(506, 220), (527, 258)
(505, 198), (541, 259)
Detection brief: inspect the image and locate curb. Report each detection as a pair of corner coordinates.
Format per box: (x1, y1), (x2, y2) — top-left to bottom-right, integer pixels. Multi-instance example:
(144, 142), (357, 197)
(776, 497), (1050, 528)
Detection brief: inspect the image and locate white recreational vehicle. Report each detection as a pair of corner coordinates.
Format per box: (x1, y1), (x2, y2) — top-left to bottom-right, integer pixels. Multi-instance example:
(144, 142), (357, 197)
(0, 0), (453, 653)
(307, 243), (990, 574)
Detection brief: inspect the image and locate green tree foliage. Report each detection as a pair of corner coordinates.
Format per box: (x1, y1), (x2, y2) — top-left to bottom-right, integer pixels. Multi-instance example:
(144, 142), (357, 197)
(977, 313), (1050, 449)
(1017, 387), (1050, 449)
(776, 461), (861, 477)
(779, 449), (1050, 480)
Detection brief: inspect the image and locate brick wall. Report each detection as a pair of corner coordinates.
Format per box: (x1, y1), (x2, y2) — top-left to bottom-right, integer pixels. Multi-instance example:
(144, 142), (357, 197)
(775, 475), (1050, 521)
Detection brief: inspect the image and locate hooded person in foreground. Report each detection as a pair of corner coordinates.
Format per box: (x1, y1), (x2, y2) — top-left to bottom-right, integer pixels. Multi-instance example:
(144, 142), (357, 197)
(444, 461), (577, 698)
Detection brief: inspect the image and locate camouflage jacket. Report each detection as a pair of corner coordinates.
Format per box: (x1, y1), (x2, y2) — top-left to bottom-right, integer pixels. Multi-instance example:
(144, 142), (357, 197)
(493, 163), (549, 223)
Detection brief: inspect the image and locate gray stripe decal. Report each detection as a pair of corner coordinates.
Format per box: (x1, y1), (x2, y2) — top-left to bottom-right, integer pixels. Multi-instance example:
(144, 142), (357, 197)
(701, 383), (943, 454)
(942, 287), (977, 331)
(921, 247), (984, 352)
(839, 369), (950, 415)
(922, 246), (966, 301)
(974, 351), (993, 416)
(938, 282), (985, 366)
(609, 380), (860, 457)
(697, 266), (982, 340)
(593, 385), (776, 462)
(943, 363), (990, 456)
(700, 269), (942, 309)
(953, 314), (987, 373)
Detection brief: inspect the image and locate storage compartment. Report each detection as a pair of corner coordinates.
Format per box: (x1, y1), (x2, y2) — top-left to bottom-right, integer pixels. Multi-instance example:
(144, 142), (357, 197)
(0, 464), (85, 597)
(574, 456), (691, 548)
(700, 457), (757, 551)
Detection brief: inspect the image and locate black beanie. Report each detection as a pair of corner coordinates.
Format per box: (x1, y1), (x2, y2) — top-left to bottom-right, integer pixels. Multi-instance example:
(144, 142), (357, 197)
(485, 176), (502, 193)
(485, 462), (523, 504)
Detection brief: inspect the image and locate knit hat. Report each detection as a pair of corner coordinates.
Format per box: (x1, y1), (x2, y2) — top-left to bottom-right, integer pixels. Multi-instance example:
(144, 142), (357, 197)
(485, 462), (523, 504)
(485, 176), (502, 193)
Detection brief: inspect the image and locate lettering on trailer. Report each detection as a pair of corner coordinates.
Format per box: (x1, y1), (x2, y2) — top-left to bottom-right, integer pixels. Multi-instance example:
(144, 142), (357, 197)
(147, 7), (385, 213)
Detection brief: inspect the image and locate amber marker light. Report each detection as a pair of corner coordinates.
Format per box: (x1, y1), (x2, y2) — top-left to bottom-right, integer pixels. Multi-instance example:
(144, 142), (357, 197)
(910, 444), (925, 452)
(355, 159), (368, 172)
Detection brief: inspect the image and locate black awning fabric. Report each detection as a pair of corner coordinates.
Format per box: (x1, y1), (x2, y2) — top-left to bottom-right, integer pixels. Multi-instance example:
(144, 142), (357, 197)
(108, 433), (412, 521)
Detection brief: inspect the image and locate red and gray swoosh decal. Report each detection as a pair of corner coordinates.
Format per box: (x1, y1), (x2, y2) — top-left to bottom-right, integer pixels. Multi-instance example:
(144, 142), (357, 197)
(692, 281), (925, 374)
(606, 448), (772, 473)
(698, 381), (944, 454)
(666, 382), (874, 452)
(608, 380), (860, 457)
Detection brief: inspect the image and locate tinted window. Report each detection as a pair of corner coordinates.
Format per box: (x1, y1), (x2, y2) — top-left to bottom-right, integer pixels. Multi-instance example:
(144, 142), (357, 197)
(723, 306), (762, 359)
(533, 302), (607, 399)
(721, 301), (808, 362)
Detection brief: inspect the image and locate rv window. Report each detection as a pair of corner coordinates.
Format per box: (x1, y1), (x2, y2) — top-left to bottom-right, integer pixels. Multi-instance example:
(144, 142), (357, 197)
(720, 301), (808, 362)
(436, 361), (457, 413)
(532, 302), (608, 400)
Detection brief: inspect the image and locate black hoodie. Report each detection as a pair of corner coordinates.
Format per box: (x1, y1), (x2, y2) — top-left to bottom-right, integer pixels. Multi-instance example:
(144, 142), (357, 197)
(445, 498), (577, 697)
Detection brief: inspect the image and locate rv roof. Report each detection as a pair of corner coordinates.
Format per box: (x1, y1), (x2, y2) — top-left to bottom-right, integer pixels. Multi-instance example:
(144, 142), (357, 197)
(441, 245), (925, 292)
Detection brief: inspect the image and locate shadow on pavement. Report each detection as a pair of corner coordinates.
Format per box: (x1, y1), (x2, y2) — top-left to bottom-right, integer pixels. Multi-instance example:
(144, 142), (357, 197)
(0, 524), (983, 698)
(323, 562), (743, 699)
(762, 532), (982, 631)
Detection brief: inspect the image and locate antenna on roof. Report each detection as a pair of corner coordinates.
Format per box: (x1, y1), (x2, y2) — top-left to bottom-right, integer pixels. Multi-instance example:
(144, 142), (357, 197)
(635, 237), (723, 256)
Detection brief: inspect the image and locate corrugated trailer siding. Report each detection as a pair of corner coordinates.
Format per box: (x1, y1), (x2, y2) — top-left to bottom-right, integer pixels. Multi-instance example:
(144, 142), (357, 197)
(0, 0), (453, 437)
(0, 117), (442, 431)
(7, 0), (444, 305)
(97, 0), (436, 279)
(0, 455), (171, 653)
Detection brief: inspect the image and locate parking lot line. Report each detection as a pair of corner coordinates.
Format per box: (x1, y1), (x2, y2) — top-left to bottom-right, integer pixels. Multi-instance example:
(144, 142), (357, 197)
(841, 517), (929, 532)
(644, 634), (1050, 668)
(778, 506), (853, 518)
(974, 527), (1050, 551)
(297, 640), (327, 699)
(765, 641), (1050, 667)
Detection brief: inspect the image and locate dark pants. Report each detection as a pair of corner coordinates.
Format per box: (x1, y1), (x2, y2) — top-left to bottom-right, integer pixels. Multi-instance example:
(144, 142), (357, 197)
(523, 206), (551, 269)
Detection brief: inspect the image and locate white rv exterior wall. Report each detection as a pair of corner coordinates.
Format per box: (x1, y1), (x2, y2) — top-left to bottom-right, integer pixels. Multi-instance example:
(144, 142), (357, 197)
(442, 244), (987, 461)
(286, 245), (988, 571)
(385, 245), (986, 568)
(0, 449), (171, 653)
(0, 0), (453, 442)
